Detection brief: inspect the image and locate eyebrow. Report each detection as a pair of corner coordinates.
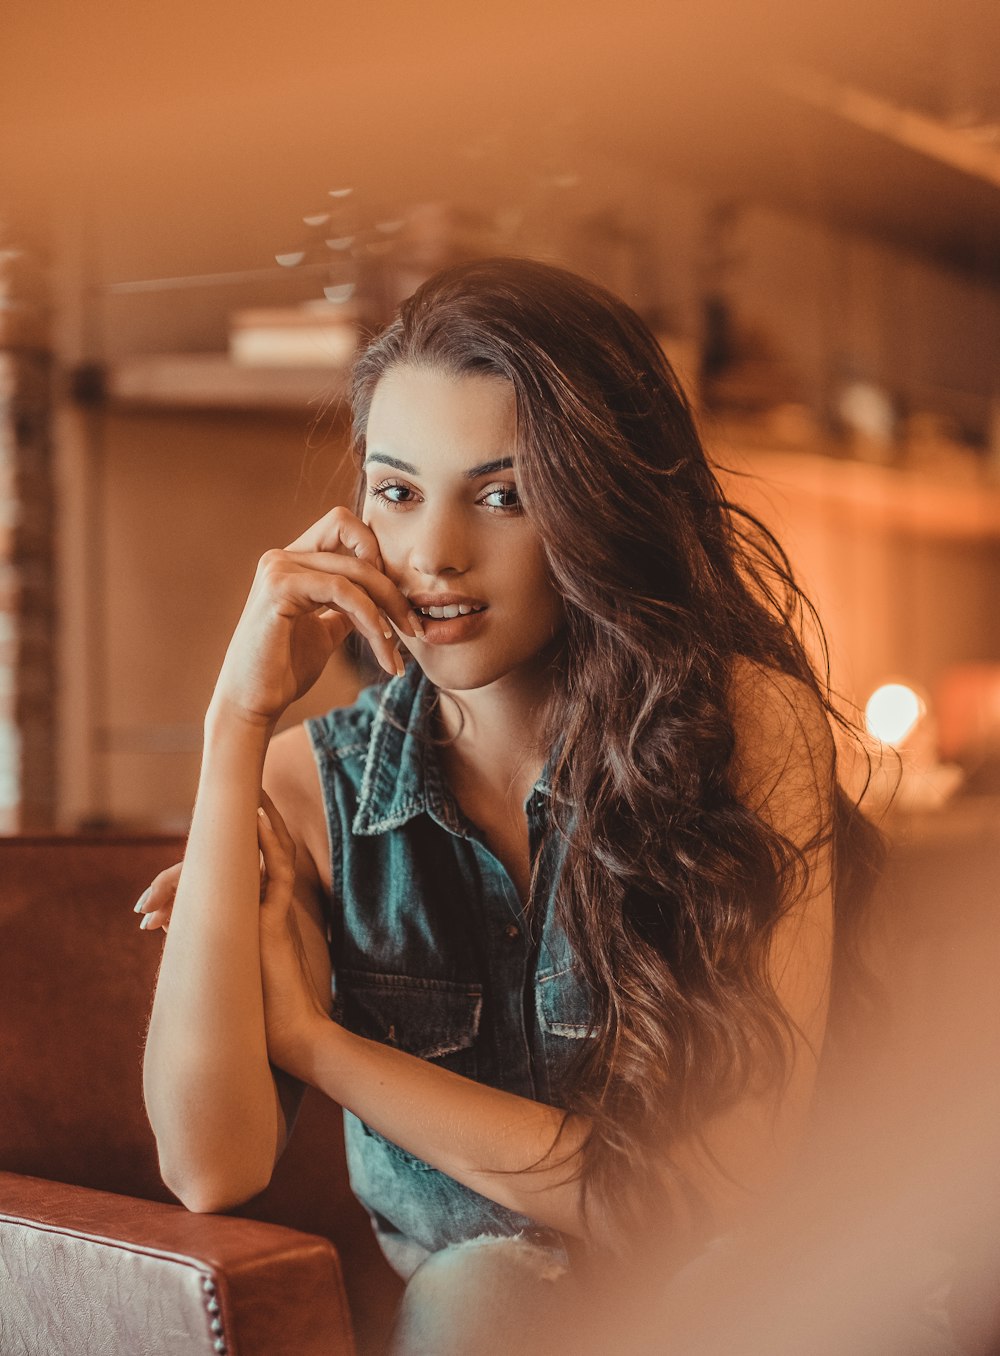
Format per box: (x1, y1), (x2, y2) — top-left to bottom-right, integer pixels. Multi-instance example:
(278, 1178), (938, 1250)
(363, 453), (514, 479)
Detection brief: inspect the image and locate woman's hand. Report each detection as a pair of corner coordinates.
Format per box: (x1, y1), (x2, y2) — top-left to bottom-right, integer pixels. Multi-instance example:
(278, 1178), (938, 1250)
(255, 790), (331, 1082)
(134, 863), (181, 932)
(136, 791), (329, 1068)
(212, 506), (424, 731)
(137, 794), (332, 1079)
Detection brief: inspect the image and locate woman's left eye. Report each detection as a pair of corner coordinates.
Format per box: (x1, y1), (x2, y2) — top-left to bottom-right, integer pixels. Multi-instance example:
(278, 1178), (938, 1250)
(481, 485), (521, 513)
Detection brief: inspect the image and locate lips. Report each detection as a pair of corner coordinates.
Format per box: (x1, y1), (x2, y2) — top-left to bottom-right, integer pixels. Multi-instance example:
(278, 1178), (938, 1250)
(405, 592), (488, 620)
(401, 591), (489, 646)
(412, 607), (489, 646)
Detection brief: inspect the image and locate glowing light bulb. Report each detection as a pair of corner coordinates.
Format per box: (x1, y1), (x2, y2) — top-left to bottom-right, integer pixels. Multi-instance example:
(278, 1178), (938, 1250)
(865, 683), (924, 746)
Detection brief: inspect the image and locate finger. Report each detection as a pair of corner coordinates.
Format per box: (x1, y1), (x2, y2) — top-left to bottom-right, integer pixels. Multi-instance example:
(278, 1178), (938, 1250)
(315, 606), (355, 640)
(133, 862), (182, 914)
(260, 789), (295, 854)
(286, 506), (384, 572)
(307, 573), (402, 676)
(284, 567), (409, 676)
(139, 906), (171, 932)
(257, 804), (295, 914)
(281, 552), (423, 640)
(258, 551), (410, 674)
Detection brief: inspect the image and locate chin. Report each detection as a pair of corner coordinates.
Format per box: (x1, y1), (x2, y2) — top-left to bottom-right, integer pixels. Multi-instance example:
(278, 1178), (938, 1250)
(408, 659), (504, 693)
(407, 647), (540, 694)
(415, 642), (561, 699)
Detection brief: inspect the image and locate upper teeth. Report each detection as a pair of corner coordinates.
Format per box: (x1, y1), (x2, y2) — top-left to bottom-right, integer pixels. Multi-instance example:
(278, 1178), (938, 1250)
(417, 603), (479, 619)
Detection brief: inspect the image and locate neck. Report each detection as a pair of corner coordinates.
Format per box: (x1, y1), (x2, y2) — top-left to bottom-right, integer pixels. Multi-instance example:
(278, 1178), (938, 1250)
(436, 661), (556, 801)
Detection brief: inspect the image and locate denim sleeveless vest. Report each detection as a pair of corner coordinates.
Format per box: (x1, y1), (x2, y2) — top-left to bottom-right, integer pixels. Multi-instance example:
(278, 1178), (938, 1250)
(306, 666), (592, 1277)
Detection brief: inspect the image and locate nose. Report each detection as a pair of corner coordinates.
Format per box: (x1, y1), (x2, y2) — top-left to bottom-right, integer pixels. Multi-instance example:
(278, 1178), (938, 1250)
(408, 504), (471, 578)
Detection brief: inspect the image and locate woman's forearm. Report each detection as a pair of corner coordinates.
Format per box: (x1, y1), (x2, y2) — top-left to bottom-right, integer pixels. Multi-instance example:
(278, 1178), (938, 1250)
(293, 1018), (591, 1237)
(289, 1016), (818, 1244)
(143, 704), (281, 1213)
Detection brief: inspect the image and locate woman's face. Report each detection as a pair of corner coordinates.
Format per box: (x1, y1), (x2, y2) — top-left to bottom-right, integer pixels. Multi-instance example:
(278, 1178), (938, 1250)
(362, 363), (565, 694)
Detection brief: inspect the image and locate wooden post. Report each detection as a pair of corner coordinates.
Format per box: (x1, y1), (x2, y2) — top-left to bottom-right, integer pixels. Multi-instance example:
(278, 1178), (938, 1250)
(0, 227), (56, 830)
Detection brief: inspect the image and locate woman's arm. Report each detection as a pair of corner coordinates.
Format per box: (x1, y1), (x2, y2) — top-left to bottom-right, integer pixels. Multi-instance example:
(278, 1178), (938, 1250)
(142, 508), (419, 1214)
(261, 663), (836, 1241)
(143, 710), (280, 1212)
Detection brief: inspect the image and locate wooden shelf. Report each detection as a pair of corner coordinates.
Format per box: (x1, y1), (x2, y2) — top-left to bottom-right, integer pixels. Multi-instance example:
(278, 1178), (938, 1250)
(715, 445), (1000, 542)
(96, 353), (349, 413)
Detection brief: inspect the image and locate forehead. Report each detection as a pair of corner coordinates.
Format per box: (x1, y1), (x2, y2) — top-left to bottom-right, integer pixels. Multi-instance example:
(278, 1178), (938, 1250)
(365, 364), (516, 471)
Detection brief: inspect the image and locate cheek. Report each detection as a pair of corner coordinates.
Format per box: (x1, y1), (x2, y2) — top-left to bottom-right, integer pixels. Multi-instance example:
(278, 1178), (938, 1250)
(538, 566), (566, 629)
(519, 546), (561, 609)
(544, 590), (566, 633)
(369, 528), (405, 583)
(513, 566), (564, 633)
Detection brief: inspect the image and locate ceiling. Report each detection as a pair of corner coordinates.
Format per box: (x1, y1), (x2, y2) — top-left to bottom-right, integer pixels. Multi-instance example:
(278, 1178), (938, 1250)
(3, 0), (999, 285)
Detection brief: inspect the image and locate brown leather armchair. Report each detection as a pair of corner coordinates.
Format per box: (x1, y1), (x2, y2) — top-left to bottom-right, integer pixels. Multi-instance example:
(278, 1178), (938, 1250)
(0, 836), (400, 1356)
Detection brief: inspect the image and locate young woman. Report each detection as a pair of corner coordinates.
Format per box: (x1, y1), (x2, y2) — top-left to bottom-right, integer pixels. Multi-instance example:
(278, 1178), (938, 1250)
(140, 257), (880, 1352)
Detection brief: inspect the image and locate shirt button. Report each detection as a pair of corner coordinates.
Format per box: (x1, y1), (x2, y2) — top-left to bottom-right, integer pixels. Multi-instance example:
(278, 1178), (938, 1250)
(504, 923), (520, 941)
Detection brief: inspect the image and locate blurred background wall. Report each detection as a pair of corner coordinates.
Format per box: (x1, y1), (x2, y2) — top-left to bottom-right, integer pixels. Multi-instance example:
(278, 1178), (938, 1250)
(1, 0), (999, 831)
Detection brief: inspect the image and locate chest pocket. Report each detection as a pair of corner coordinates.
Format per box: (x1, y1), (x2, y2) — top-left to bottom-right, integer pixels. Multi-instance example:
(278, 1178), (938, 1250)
(535, 962), (596, 1106)
(337, 970), (482, 1171)
(536, 964), (594, 1040)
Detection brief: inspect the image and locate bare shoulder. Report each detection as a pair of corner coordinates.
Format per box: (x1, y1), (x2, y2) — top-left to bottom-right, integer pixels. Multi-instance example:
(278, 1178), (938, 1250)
(726, 657), (835, 837)
(262, 723), (331, 894)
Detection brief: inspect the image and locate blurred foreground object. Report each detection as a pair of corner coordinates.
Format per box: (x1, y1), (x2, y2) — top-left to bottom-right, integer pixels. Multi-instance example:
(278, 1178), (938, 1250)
(536, 806), (1000, 1356)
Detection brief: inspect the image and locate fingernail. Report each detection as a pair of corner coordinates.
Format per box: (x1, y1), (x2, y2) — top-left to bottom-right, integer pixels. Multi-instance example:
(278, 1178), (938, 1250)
(394, 647), (406, 678)
(139, 914), (152, 930)
(257, 805), (272, 830)
(133, 888), (151, 914)
(408, 611), (425, 638)
(381, 612), (394, 640)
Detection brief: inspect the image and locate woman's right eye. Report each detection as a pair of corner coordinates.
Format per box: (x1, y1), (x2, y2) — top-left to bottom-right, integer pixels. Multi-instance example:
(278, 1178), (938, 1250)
(368, 479), (418, 507)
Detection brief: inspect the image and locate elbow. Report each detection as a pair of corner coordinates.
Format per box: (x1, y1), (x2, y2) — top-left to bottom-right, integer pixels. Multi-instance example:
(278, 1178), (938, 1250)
(159, 1155), (274, 1215)
(176, 1185), (263, 1216)
(144, 1076), (280, 1214)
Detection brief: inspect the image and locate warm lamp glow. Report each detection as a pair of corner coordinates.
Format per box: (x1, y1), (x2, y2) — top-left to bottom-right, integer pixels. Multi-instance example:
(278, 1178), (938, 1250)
(865, 683), (924, 746)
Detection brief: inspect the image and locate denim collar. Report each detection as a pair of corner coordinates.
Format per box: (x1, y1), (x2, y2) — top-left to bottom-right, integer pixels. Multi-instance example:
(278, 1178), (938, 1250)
(352, 664), (554, 838)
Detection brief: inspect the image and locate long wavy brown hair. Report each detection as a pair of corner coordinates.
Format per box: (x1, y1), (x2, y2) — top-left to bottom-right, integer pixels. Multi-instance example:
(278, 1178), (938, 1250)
(348, 257), (883, 1236)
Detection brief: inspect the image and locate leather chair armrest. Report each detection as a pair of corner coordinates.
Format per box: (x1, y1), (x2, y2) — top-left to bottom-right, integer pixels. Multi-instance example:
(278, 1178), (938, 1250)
(0, 1171), (356, 1356)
